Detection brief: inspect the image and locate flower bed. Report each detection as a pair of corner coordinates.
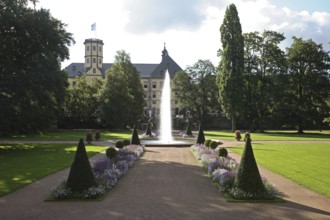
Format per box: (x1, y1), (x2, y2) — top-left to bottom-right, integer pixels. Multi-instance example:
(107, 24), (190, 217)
(191, 144), (282, 201)
(49, 145), (144, 200)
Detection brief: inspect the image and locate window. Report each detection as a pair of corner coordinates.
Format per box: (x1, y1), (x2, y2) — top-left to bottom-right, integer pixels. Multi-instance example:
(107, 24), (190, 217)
(93, 68), (96, 73)
(93, 45), (96, 51)
(72, 65), (76, 71)
(99, 46), (102, 52)
(99, 58), (102, 64)
(93, 58), (96, 63)
(152, 92), (156, 99)
(152, 82), (157, 89)
(86, 58), (90, 64)
(144, 81), (148, 88)
(86, 46), (90, 51)
(152, 100), (156, 105)
(144, 92), (147, 98)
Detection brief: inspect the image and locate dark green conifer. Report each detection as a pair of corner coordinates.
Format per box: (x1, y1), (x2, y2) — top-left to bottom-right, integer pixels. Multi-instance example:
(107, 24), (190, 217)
(234, 137), (265, 194)
(131, 125), (141, 145)
(185, 121), (193, 136)
(196, 123), (205, 144)
(145, 122), (152, 137)
(66, 139), (96, 193)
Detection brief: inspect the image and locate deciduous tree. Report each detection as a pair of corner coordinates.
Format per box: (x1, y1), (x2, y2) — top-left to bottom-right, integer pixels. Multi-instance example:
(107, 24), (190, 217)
(0, 0), (74, 135)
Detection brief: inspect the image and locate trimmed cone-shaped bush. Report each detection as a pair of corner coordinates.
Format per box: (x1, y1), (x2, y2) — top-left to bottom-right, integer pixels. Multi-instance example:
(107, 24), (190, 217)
(66, 139), (97, 193)
(145, 122), (152, 137)
(196, 123), (205, 144)
(185, 121), (193, 136)
(234, 137), (265, 194)
(131, 125), (141, 145)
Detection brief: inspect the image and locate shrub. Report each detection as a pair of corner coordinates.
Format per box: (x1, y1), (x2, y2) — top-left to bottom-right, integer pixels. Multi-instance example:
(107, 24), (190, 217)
(106, 147), (117, 159)
(116, 140), (124, 149)
(234, 137), (265, 194)
(204, 139), (212, 148)
(86, 132), (93, 143)
(218, 147), (228, 157)
(66, 139), (97, 193)
(209, 141), (219, 149)
(94, 130), (101, 141)
(122, 139), (130, 146)
(196, 123), (205, 144)
(235, 130), (241, 141)
(131, 125), (141, 145)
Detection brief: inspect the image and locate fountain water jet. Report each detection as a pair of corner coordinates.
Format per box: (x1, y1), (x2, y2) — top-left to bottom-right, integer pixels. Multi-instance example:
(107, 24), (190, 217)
(142, 69), (194, 147)
(159, 70), (173, 143)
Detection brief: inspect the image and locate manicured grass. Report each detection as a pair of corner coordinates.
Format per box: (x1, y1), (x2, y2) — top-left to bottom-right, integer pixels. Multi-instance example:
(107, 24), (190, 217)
(205, 130), (330, 141)
(230, 142), (330, 198)
(0, 144), (108, 197)
(0, 129), (132, 141)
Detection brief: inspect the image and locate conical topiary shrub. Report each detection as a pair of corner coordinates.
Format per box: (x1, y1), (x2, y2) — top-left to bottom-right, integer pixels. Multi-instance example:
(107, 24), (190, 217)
(145, 122), (152, 137)
(66, 139), (97, 193)
(234, 137), (265, 194)
(196, 123), (205, 144)
(185, 121), (193, 136)
(131, 125), (141, 145)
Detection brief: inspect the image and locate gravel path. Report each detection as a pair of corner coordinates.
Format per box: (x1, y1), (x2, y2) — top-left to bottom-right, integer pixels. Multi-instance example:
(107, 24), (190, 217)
(0, 144), (330, 220)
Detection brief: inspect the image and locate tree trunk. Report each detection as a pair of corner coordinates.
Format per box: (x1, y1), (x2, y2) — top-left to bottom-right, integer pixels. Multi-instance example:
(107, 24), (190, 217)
(231, 117), (236, 132)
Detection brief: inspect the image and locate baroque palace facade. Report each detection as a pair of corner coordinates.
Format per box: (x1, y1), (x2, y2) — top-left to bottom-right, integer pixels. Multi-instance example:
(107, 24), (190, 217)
(65, 38), (183, 118)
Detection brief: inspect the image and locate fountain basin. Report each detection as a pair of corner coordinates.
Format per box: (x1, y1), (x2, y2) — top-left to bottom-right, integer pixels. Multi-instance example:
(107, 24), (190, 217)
(141, 138), (194, 147)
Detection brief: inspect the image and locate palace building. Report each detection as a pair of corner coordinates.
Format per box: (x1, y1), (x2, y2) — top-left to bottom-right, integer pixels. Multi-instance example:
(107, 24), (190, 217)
(64, 38), (183, 117)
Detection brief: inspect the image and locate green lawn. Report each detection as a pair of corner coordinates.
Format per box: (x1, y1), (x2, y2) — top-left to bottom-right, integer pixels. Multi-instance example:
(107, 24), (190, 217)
(230, 142), (330, 198)
(205, 130), (330, 141)
(0, 144), (108, 197)
(0, 129), (132, 141)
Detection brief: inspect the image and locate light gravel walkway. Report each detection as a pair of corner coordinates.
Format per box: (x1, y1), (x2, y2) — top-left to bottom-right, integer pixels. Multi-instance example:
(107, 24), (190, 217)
(0, 143), (330, 220)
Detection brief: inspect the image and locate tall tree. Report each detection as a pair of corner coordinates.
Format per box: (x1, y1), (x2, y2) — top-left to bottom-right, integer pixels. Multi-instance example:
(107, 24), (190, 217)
(243, 31), (286, 131)
(217, 3), (244, 131)
(0, 0), (74, 135)
(173, 60), (218, 124)
(114, 50), (144, 125)
(286, 37), (330, 133)
(100, 50), (144, 129)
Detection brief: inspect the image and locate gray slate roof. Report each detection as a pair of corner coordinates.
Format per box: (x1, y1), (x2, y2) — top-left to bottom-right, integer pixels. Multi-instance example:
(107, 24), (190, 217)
(64, 50), (182, 79)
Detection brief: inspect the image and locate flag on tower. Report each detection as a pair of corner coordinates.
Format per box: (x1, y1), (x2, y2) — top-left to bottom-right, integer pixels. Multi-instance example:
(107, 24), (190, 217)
(91, 23), (96, 31)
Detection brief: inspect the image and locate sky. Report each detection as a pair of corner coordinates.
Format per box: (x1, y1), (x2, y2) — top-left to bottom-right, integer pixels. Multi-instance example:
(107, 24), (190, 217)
(34, 0), (330, 70)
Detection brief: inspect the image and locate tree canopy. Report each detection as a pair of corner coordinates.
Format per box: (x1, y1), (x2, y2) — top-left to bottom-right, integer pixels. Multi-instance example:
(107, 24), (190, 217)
(173, 60), (218, 124)
(100, 50), (144, 129)
(0, 0), (74, 135)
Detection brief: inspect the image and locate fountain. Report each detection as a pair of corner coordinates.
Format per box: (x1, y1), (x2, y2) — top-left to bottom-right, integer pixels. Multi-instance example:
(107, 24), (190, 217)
(143, 69), (194, 147)
(159, 70), (173, 143)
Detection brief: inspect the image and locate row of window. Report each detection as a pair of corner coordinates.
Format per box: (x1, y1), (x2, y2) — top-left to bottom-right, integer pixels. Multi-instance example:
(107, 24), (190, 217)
(143, 81), (164, 89)
(86, 45), (102, 52)
(85, 58), (102, 65)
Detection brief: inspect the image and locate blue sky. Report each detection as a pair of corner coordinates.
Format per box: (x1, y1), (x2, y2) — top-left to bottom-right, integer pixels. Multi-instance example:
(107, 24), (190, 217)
(35, 0), (330, 69)
(273, 0), (330, 12)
